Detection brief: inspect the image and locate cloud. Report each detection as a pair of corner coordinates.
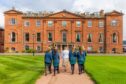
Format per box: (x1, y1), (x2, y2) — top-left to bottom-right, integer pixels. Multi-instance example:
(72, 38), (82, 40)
(0, 0), (126, 40)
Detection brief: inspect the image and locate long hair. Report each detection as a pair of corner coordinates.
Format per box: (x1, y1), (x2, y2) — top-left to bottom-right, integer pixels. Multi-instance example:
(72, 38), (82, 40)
(54, 47), (58, 55)
(79, 46), (84, 55)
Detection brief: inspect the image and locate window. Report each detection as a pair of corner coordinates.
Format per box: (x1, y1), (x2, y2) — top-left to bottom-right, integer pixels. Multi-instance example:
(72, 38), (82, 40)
(76, 21), (81, 27)
(88, 20), (92, 27)
(11, 47), (16, 51)
(112, 48), (116, 53)
(10, 18), (16, 25)
(62, 21), (67, 27)
(88, 33), (92, 42)
(48, 21), (53, 27)
(48, 32), (52, 41)
(36, 46), (41, 52)
(99, 33), (104, 43)
(87, 46), (93, 52)
(24, 21), (30, 27)
(111, 20), (117, 26)
(25, 33), (29, 41)
(11, 32), (16, 42)
(37, 33), (41, 42)
(99, 21), (104, 27)
(36, 20), (41, 27)
(76, 33), (81, 42)
(112, 33), (117, 43)
(62, 32), (67, 42)
(99, 47), (104, 53)
(25, 45), (29, 50)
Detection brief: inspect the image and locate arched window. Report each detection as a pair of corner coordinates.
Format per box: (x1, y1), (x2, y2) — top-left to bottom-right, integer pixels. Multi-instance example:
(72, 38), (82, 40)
(112, 33), (118, 43)
(88, 33), (92, 42)
(11, 32), (16, 42)
(76, 33), (81, 42)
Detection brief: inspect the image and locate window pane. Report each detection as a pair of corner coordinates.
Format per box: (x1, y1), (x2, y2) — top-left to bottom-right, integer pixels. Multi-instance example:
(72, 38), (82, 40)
(88, 20), (92, 27)
(37, 33), (41, 42)
(25, 45), (29, 50)
(48, 21), (53, 27)
(99, 33), (104, 43)
(112, 33), (117, 43)
(36, 20), (41, 27)
(10, 18), (16, 25)
(76, 21), (81, 27)
(76, 33), (81, 42)
(111, 20), (117, 26)
(48, 33), (52, 41)
(11, 32), (16, 42)
(62, 21), (67, 27)
(24, 21), (30, 27)
(88, 34), (92, 42)
(25, 33), (29, 41)
(99, 21), (104, 27)
(62, 32), (67, 42)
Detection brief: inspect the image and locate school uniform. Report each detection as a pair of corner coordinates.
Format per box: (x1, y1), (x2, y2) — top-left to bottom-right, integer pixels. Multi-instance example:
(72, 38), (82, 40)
(44, 51), (52, 75)
(69, 50), (77, 74)
(77, 51), (86, 74)
(52, 51), (60, 75)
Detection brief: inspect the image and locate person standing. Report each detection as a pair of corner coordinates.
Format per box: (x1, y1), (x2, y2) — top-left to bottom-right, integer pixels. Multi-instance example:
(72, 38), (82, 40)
(69, 47), (77, 74)
(44, 47), (52, 76)
(62, 47), (69, 72)
(52, 47), (60, 76)
(77, 46), (86, 75)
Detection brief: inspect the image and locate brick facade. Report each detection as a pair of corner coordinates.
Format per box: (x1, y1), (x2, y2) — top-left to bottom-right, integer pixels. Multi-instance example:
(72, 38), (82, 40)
(4, 8), (123, 53)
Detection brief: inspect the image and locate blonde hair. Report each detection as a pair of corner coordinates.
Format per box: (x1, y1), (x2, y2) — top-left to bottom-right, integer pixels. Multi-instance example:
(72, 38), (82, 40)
(46, 47), (51, 52)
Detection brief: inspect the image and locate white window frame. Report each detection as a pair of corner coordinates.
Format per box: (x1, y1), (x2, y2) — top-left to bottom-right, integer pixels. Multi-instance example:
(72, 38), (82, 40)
(88, 20), (92, 27)
(24, 21), (30, 27)
(76, 21), (81, 27)
(48, 21), (53, 27)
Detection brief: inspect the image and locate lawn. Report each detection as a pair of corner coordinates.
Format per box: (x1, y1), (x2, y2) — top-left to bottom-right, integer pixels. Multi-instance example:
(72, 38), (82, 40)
(0, 55), (126, 84)
(85, 56), (126, 84)
(0, 55), (44, 84)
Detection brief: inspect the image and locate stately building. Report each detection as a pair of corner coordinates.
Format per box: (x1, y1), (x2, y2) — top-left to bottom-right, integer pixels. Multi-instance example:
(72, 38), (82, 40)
(0, 27), (4, 53)
(4, 8), (123, 53)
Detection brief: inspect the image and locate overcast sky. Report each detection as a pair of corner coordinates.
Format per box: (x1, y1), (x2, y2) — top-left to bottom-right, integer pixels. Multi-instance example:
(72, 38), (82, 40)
(0, 0), (126, 40)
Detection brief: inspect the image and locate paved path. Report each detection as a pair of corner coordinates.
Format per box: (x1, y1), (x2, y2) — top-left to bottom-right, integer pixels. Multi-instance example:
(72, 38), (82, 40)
(36, 61), (94, 84)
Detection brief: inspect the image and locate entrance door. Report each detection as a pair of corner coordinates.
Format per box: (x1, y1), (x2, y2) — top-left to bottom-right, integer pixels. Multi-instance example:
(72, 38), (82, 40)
(62, 45), (67, 50)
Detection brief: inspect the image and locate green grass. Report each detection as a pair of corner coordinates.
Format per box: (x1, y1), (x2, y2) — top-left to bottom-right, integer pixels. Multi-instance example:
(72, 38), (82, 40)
(0, 55), (126, 84)
(0, 55), (44, 84)
(85, 56), (126, 84)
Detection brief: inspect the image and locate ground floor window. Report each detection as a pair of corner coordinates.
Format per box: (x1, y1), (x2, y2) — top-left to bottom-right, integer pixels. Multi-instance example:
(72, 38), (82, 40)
(99, 47), (104, 53)
(87, 46), (93, 52)
(112, 48), (116, 53)
(11, 47), (16, 51)
(25, 45), (29, 50)
(36, 46), (41, 52)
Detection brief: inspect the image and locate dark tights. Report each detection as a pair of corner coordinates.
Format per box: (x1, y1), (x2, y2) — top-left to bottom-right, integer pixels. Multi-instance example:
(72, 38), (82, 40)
(54, 66), (59, 76)
(71, 64), (75, 74)
(78, 64), (85, 74)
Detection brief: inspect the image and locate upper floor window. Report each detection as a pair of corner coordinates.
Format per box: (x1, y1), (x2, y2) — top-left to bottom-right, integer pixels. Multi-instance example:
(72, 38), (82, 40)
(76, 21), (81, 27)
(24, 21), (30, 27)
(48, 21), (53, 27)
(62, 21), (67, 27)
(36, 20), (41, 27)
(88, 20), (92, 27)
(10, 32), (16, 42)
(25, 33), (29, 41)
(111, 20), (118, 26)
(37, 33), (41, 42)
(48, 32), (52, 42)
(10, 18), (16, 25)
(76, 33), (81, 42)
(88, 33), (92, 42)
(99, 21), (104, 28)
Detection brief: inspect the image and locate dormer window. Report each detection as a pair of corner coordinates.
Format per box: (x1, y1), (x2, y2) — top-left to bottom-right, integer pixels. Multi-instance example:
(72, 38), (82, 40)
(10, 18), (16, 25)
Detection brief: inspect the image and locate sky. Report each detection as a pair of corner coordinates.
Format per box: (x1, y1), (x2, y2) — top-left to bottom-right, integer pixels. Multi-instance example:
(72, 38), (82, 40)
(0, 0), (126, 40)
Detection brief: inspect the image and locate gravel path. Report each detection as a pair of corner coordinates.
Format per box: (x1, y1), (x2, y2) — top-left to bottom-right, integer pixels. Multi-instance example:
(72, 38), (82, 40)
(36, 60), (94, 84)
